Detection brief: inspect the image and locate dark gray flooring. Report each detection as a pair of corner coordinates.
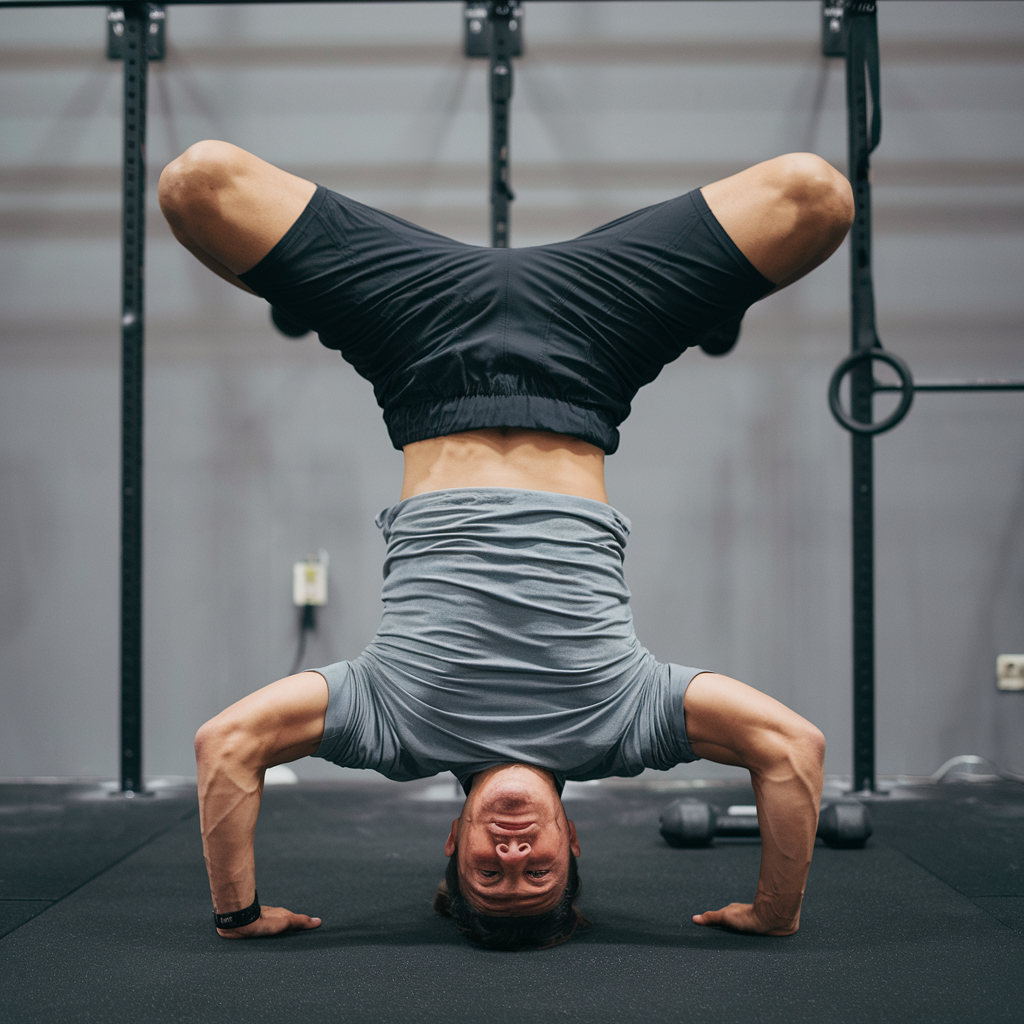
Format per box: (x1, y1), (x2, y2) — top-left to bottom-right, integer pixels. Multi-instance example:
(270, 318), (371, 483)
(1, 779), (1021, 1024)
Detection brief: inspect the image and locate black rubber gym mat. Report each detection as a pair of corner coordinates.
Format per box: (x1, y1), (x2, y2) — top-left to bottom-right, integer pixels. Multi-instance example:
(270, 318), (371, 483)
(0, 781), (1020, 1024)
(971, 896), (1024, 931)
(0, 784), (196, 903)
(867, 783), (1024, 897)
(0, 900), (53, 938)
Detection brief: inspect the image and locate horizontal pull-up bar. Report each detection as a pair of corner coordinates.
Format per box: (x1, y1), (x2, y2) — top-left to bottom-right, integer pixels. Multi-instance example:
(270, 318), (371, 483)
(0, 1), (700, 8)
(875, 380), (1024, 393)
(4, 1), (470, 7)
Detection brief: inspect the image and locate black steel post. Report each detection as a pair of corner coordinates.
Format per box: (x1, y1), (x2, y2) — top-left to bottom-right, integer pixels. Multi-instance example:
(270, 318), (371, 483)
(843, 2), (881, 793)
(119, 3), (149, 794)
(488, 2), (515, 247)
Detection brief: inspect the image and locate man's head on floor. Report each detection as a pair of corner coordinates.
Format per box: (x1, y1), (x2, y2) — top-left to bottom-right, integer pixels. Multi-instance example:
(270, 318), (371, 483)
(434, 763), (589, 949)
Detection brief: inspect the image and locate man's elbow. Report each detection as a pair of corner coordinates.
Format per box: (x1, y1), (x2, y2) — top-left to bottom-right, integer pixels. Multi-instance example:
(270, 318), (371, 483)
(750, 717), (825, 785)
(194, 715), (262, 779)
(195, 717), (223, 769)
(799, 721), (826, 773)
(787, 722), (825, 800)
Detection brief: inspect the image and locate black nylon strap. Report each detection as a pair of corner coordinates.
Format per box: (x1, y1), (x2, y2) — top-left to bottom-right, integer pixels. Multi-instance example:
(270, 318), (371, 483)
(214, 891), (261, 930)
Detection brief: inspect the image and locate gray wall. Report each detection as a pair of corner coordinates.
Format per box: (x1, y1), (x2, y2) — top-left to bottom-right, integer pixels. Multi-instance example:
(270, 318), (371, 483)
(1, 1), (1022, 782)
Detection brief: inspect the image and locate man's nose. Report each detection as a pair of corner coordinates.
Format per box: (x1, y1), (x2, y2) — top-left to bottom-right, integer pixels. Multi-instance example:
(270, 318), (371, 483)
(496, 841), (531, 861)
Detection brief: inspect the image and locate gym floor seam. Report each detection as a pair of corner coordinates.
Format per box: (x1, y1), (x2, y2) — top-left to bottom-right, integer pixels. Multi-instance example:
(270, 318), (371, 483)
(0, 800), (198, 940)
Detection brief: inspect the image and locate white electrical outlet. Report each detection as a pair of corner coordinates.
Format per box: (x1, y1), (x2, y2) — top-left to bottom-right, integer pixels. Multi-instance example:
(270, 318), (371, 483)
(293, 556), (328, 607)
(996, 655), (1024, 691)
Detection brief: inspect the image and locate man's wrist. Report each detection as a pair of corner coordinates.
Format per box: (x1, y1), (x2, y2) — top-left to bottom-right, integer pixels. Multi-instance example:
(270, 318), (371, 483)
(752, 888), (803, 927)
(213, 890), (261, 930)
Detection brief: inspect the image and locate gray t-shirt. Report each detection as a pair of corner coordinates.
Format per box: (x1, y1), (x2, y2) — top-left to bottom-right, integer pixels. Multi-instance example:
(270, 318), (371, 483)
(313, 488), (701, 791)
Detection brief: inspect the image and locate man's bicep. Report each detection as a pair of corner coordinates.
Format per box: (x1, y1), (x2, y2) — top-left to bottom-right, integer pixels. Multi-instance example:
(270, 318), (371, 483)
(216, 670), (330, 769)
(683, 672), (802, 771)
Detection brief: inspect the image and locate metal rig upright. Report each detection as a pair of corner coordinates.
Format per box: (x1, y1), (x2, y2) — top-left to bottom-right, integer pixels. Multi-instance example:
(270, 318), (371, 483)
(114, 2), (154, 794)
(829, 1), (882, 793)
(487, 2), (517, 247)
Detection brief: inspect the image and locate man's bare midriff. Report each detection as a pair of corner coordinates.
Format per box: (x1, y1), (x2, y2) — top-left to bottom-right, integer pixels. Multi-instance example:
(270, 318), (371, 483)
(401, 428), (608, 504)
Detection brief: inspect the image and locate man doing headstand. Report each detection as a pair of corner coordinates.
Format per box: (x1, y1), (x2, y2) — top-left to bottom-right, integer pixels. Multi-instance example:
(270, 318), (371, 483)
(159, 141), (853, 949)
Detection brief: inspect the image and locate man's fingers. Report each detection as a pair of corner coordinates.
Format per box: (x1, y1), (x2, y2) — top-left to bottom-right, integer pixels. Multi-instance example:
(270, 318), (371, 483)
(216, 904), (321, 939)
(691, 902), (797, 936)
(691, 907), (735, 927)
(691, 902), (752, 931)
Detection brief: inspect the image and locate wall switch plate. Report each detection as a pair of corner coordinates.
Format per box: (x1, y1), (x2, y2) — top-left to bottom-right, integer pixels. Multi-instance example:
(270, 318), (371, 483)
(293, 559), (327, 607)
(996, 655), (1024, 691)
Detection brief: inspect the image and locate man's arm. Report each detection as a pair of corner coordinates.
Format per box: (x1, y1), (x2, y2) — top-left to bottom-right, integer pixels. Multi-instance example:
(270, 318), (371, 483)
(682, 672), (826, 936)
(193, 671), (329, 938)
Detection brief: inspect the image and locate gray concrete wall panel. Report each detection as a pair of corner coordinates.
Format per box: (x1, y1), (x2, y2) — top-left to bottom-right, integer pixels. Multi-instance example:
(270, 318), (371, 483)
(0, 2), (1022, 781)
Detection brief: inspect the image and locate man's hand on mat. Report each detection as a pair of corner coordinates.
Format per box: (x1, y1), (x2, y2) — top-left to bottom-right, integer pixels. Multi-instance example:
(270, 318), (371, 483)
(216, 905), (322, 939)
(692, 900), (799, 936)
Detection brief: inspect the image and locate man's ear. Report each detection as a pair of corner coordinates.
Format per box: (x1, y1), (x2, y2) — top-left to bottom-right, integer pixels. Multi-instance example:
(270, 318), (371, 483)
(568, 820), (581, 858)
(444, 818), (459, 857)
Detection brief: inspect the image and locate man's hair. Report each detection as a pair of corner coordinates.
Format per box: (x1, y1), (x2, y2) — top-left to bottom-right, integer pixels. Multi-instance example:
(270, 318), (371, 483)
(433, 848), (589, 951)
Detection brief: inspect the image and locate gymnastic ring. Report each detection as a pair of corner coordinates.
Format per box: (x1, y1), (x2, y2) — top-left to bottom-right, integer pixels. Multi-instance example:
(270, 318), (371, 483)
(828, 349), (914, 435)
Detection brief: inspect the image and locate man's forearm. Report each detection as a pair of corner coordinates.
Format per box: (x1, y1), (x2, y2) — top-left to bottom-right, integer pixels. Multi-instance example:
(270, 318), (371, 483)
(191, 676), (328, 939)
(684, 672), (827, 936)
(195, 729), (264, 914)
(749, 742), (823, 931)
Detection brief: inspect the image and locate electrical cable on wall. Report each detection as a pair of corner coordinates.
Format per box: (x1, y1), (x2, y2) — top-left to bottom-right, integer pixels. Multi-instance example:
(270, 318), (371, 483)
(290, 552), (328, 676)
(930, 755), (1024, 787)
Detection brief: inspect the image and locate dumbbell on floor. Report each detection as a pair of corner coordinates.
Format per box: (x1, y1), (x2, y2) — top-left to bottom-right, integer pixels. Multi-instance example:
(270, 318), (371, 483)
(659, 799), (872, 849)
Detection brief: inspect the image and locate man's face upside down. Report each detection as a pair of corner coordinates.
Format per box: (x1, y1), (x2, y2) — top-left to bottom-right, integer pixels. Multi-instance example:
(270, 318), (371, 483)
(446, 763), (581, 916)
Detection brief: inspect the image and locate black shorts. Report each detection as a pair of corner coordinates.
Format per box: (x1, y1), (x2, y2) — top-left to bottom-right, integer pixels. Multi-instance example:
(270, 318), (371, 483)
(239, 186), (773, 454)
